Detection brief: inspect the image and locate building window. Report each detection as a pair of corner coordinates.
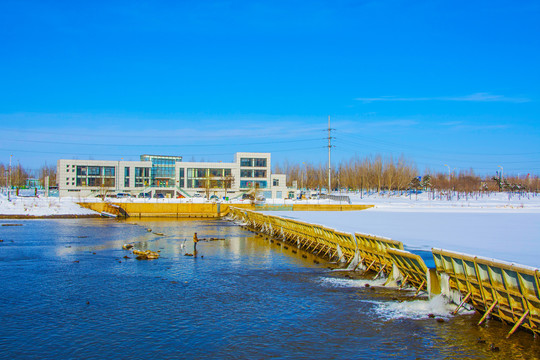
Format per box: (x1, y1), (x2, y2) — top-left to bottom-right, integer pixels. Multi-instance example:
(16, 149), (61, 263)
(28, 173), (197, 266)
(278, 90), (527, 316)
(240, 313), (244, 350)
(135, 167), (150, 187)
(104, 167), (115, 176)
(254, 170), (266, 178)
(210, 168), (223, 177)
(273, 179), (279, 186)
(88, 167), (101, 176)
(179, 168), (184, 187)
(240, 158), (253, 167)
(240, 169), (253, 178)
(124, 167), (130, 188)
(254, 158), (267, 167)
(195, 168), (206, 178)
(224, 169), (232, 176)
(103, 178), (115, 187)
(240, 180), (267, 189)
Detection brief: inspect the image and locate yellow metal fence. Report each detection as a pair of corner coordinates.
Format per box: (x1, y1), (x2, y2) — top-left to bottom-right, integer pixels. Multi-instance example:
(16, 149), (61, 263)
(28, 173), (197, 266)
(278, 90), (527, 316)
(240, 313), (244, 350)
(227, 206), (540, 337)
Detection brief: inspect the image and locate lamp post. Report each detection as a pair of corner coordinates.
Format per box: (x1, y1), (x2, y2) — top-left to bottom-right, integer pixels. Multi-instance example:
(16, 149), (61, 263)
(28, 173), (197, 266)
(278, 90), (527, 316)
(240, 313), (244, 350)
(498, 165), (504, 182)
(8, 155), (12, 201)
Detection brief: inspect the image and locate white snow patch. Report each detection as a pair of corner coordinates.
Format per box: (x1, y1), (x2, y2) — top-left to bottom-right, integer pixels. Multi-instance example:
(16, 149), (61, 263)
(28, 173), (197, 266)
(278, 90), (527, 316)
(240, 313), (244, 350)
(0, 196), (98, 216)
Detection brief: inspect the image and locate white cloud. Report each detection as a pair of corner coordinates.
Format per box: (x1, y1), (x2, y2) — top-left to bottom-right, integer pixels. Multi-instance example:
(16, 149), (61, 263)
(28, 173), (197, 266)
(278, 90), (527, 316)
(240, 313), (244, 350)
(356, 92), (530, 103)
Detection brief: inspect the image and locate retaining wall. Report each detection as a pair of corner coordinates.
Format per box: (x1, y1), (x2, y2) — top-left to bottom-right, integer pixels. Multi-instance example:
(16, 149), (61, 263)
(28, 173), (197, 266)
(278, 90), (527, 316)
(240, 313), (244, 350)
(78, 202), (373, 217)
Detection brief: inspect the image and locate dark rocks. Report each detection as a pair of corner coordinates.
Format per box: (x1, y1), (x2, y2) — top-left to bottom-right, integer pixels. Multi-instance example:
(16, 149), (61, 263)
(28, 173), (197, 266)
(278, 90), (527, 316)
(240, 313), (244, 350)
(436, 318), (445, 323)
(490, 343), (500, 352)
(477, 338), (486, 344)
(428, 313), (435, 318)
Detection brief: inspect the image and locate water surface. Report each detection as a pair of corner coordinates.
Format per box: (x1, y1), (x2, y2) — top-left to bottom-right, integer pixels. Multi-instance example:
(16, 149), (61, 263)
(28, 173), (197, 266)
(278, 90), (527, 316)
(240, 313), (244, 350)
(0, 218), (538, 359)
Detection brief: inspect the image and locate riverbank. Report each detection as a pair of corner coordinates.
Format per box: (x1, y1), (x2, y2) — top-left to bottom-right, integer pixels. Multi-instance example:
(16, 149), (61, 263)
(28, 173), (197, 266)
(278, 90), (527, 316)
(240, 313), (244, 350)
(0, 194), (99, 217)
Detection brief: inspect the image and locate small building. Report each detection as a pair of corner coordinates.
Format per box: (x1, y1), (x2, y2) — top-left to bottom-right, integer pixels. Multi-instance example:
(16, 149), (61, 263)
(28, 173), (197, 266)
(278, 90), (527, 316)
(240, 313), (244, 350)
(57, 152), (289, 199)
(25, 178), (42, 189)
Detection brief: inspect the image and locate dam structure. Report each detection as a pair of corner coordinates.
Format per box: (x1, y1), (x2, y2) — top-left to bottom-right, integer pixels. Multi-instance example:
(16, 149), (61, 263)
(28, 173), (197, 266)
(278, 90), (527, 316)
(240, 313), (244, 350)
(227, 206), (540, 338)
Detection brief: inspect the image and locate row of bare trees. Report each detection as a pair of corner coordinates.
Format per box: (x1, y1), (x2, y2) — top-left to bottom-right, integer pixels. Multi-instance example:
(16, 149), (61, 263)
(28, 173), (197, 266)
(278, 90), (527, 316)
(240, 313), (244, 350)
(0, 163), (56, 188)
(274, 155), (540, 193)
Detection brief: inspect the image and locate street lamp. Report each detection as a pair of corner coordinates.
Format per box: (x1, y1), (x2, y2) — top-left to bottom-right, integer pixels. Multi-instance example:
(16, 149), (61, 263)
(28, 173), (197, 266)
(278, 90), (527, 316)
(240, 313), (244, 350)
(498, 165), (504, 182)
(444, 164), (451, 181)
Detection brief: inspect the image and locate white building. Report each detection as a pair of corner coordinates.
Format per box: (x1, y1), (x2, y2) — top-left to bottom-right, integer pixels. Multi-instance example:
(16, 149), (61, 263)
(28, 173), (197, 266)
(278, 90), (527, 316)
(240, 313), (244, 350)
(57, 152), (291, 199)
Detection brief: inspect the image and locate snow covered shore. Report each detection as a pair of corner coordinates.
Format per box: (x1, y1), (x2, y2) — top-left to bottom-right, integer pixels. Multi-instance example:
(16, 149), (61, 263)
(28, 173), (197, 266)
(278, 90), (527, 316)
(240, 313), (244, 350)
(265, 192), (540, 268)
(0, 194), (98, 217)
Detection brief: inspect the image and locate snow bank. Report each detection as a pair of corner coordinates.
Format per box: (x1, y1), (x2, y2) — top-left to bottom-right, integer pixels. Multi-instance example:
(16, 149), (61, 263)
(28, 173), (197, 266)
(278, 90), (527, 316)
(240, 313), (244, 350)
(266, 207), (540, 268)
(0, 196), (98, 216)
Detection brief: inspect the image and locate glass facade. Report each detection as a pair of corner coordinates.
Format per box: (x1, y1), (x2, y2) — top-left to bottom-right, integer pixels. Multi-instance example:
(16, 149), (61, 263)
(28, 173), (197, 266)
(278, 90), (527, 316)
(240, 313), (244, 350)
(240, 158), (267, 167)
(135, 167), (151, 187)
(185, 168), (232, 189)
(140, 155), (182, 188)
(75, 166), (115, 188)
(240, 180), (267, 189)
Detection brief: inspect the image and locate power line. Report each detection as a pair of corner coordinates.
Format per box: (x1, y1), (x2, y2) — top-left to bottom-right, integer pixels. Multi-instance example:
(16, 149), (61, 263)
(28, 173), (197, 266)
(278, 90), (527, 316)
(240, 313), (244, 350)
(0, 137), (325, 148)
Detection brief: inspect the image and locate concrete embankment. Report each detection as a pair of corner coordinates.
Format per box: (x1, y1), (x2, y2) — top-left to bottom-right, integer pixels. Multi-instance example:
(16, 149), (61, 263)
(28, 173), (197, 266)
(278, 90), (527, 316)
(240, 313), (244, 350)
(78, 202), (373, 218)
(228, 206), (540, 338)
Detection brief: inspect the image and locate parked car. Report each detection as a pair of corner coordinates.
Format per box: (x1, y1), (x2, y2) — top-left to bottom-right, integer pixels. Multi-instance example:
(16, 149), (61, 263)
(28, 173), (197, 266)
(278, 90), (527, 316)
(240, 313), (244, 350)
(116, 193), (132, 198)
(138, 192), (151, 198)
(154, 193), (165, 199)
(209, 195), (219, 201)
(192, 193), (202, 198)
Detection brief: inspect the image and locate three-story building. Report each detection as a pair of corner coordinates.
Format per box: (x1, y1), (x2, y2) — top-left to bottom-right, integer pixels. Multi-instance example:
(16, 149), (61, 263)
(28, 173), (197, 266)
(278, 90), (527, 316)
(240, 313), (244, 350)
(57, 152), (289, 199)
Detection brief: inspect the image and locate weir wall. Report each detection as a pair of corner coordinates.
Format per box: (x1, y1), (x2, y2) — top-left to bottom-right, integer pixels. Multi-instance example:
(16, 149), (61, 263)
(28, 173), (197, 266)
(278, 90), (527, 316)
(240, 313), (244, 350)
(78, 202), (373, 217)
(228, 206), (540, 337)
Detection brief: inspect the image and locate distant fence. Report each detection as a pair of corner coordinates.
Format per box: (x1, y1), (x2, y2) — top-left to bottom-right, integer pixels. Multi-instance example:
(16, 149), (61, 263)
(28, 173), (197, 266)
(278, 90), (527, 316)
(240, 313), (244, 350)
(318, 194), (351, 204)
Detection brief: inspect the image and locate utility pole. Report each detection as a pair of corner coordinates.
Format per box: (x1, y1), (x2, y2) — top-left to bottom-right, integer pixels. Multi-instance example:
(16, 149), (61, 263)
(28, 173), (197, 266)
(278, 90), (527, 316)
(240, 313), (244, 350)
(327, 116), (334, 193)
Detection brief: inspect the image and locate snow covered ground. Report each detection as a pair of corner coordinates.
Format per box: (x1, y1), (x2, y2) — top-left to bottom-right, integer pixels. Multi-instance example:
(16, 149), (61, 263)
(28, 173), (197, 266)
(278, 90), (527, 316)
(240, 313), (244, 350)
(265, 192), (540, 269)
(0, 193), (98, 216)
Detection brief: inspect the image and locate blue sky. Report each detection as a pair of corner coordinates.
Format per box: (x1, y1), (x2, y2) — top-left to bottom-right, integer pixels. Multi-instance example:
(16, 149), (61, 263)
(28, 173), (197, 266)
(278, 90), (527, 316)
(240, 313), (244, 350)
(1, 0), (539, 176)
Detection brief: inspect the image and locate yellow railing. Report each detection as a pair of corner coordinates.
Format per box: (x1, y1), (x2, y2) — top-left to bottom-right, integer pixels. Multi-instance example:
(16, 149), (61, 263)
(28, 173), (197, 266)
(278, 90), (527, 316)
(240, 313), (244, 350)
(432, 248), (540, 337)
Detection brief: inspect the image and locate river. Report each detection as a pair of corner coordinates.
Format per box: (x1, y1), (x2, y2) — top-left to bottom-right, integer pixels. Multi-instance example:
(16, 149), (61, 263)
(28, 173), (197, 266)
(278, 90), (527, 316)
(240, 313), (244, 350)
(0, 218), (538, 359)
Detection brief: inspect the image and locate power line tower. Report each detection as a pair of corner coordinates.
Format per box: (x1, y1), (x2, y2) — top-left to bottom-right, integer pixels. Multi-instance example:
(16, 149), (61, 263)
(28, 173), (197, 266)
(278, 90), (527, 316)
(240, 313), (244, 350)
(327, 116), (335, 193)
